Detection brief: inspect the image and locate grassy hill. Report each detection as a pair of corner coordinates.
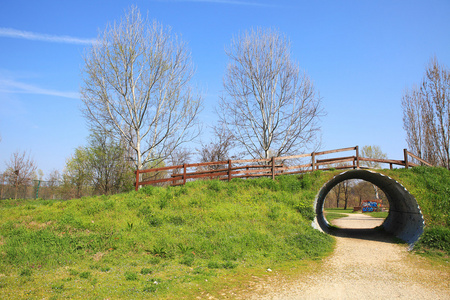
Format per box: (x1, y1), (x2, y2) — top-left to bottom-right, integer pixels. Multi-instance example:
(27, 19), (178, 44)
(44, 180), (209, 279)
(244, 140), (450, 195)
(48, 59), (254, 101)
(1, 167), (448, 299)
(0, 173), (333, 299)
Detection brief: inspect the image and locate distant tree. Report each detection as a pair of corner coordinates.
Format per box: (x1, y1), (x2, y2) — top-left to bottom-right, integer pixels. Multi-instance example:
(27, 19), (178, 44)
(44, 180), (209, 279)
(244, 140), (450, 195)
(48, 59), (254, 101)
(4, 150), (37, 199)
(199, 126), (236, 170)
(402, 57), (450, 168)
(360, 145), (388, 169)
(46, 169), (62, 199)
(169, 148), (192, 167)
(63, 147), (92, 198)
(87, 132), (134, 195)
(81, 6), (202, 172)
(219, 27), (323, 160)
(46, 169), (61, 185)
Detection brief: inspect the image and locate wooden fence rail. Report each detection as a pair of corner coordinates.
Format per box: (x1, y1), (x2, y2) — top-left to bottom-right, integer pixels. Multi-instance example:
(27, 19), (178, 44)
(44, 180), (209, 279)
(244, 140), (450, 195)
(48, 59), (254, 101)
(135, 146), (432, 190)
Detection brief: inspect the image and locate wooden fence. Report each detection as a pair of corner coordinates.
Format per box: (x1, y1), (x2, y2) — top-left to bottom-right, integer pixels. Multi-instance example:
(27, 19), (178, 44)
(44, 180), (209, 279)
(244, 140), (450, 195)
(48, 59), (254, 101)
(135, 146), (432, 190)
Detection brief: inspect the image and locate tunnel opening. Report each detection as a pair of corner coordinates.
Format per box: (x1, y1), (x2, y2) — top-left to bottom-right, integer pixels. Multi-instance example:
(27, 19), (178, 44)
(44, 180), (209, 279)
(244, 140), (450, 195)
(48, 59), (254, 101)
(313, 170), (425, 245)
(323, 178), (389, 229)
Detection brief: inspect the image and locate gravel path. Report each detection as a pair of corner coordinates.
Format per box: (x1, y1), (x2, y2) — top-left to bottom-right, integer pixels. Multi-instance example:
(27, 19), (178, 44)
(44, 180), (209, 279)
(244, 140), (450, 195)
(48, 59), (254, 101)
(247, 213), (450, 300)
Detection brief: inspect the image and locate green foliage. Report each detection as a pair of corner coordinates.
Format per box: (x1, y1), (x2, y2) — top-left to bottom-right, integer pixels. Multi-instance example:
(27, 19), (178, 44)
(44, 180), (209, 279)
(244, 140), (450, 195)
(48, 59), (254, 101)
(0, 174), (335, 298)
(415, 227), (450, 254)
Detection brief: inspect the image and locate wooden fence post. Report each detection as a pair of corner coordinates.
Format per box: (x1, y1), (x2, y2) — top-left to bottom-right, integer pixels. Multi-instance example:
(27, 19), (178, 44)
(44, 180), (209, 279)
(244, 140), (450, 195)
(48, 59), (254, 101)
(312, 152), (316, 171)
(271, 157), (275, 180)
(355, 145), (360, 169)
(228, 160), (232, 182)
(404, 149), (409, 169)
(135, 170), (140, 191)
(183, 164), (187, 185)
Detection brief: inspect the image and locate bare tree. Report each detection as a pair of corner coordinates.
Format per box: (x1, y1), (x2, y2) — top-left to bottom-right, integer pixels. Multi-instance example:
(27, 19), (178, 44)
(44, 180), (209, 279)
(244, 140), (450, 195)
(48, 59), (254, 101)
(4, 150), (37, 199)
(219, 28), (323, 160)
(199, 126), (236, 170)
(402, 57), (450, 168)
(81, 6), (202, 172)
(332, 183), (342, 208)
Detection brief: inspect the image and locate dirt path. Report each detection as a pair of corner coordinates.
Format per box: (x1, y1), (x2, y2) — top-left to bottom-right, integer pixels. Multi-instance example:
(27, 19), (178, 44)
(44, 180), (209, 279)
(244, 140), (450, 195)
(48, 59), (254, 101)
(247, 213), (450, 299)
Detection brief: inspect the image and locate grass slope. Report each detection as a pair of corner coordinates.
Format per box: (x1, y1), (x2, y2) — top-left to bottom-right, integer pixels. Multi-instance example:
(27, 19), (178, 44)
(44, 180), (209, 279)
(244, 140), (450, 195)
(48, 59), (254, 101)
(0, 174), (333, 299)
(381, 167), (450, 254)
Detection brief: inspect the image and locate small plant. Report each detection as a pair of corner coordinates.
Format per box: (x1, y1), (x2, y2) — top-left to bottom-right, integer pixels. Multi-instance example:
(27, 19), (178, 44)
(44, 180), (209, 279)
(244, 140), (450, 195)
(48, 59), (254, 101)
(127, 222), (134, 231)
(20, 268), (32, 276)
(151, 246), (167, 258)
(100, 267), (110, 272)
(177, 243), (193, 254)
(140, 267), (153, 275)
(79, 271), (91, 279)
(124, 271), (138, 281)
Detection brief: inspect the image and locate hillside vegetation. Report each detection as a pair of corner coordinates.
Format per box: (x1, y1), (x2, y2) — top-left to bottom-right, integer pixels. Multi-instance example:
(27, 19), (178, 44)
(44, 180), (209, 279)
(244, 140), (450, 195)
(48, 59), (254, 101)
(382, 167), (450, 254)
(1, 167), (448, 299)
(0, 173), (333, 299)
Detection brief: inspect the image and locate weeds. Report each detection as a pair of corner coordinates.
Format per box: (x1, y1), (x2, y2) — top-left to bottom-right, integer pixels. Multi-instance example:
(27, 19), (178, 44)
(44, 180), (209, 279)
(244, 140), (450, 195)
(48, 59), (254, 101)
(0, 174), (337, 299)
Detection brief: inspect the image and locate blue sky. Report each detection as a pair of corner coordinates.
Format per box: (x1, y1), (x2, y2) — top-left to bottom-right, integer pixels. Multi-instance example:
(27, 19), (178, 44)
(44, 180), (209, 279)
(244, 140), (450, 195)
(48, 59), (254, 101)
(1, 0), (449, 176)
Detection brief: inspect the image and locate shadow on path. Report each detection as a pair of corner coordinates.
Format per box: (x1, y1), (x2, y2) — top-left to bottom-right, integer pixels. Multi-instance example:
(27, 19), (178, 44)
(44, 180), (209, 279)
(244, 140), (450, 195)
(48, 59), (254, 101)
(328, 227), (401, 244)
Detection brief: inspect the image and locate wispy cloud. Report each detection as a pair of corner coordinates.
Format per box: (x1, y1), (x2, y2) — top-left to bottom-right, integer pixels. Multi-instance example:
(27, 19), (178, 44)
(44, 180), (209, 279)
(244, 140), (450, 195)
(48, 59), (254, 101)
(160, 0), (272, 7)
(0, 27), (96, 45)
(0, 78), (79, 99)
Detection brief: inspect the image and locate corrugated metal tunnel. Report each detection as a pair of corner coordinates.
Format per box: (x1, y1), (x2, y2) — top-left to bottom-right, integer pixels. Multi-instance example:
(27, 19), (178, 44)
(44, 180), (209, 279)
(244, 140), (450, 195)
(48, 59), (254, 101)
(312, 169), (424, 245)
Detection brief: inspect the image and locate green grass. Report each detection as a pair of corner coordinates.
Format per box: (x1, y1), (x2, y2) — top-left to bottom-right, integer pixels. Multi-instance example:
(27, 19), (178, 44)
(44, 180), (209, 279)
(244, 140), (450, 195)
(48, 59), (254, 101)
(0, 174), (334, 299)
(323, 208), (353, 223)
(381, 167), (450, 254)
(1, 167), (448, 298)
(324, 208), (354, 213)
(365, 211), (389, 219)
(323, 212), (348, 223)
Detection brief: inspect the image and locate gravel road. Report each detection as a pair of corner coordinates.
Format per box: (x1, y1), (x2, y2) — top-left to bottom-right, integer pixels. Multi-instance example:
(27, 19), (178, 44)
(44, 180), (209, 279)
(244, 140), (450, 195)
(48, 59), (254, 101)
(247, 213), (450, 300)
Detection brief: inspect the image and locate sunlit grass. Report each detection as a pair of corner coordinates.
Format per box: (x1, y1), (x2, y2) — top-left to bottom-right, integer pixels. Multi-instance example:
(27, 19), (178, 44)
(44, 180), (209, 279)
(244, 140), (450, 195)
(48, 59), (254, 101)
(0, 174), (334, 299)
